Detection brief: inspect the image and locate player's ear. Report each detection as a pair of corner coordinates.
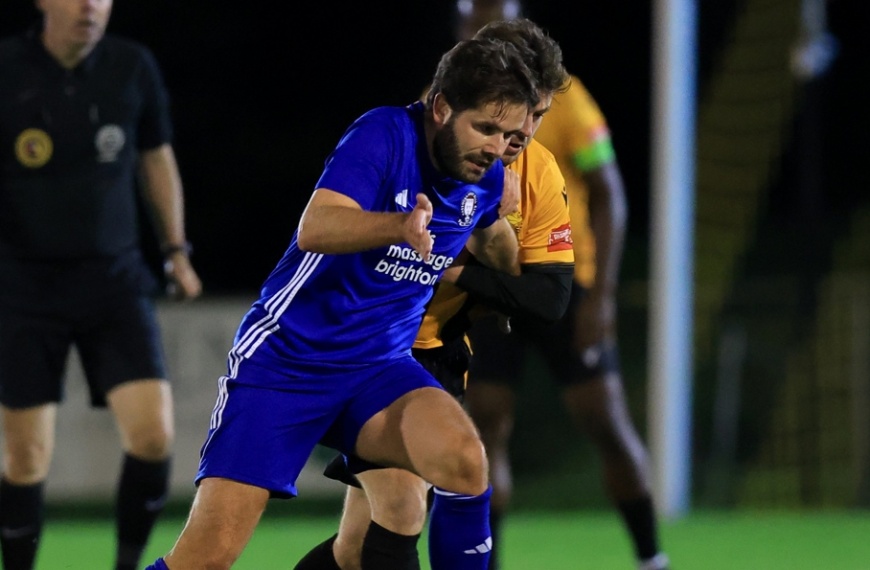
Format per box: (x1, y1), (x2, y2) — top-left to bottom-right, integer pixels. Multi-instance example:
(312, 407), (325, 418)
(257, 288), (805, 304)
(432, 93), (453, 127)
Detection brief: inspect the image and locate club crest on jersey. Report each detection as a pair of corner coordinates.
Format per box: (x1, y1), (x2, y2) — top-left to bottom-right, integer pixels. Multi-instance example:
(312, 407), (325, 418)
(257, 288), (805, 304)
(95, 125), (126, 163)
(457, 191), (478, 227)
(15, 128), (53, 168)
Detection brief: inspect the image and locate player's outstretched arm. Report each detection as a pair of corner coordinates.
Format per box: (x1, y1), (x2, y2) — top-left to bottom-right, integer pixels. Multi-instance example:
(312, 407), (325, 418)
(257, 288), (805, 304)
(443, 260), (573, 323)
(441, 210), (573, 322)
(297, 189), (433, 257)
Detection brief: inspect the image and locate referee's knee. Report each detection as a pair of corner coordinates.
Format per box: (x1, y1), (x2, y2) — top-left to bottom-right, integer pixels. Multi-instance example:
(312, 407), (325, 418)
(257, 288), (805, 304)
(125, 423), (174, 460)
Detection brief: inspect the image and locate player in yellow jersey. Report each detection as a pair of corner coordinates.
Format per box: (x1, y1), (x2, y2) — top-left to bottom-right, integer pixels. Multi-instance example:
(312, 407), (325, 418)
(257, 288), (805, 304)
(460, 2), (670, 570)
(294, 18), (574, 570)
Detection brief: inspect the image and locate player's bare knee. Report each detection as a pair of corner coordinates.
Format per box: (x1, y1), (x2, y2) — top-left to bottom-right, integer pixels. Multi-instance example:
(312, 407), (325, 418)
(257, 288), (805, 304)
(442, 437), (488, 495)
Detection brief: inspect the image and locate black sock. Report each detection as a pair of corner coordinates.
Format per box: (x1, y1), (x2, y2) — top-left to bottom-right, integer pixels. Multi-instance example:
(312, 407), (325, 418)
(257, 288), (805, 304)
(488, 509), (503, 570)
(361, 521), (420, 570)
(115, 454), (170, 570)
(425, 486), (435, 512)
(616, 495), (661, 561)
(294, 534), (341, 570)
(0, 479), (44, 570)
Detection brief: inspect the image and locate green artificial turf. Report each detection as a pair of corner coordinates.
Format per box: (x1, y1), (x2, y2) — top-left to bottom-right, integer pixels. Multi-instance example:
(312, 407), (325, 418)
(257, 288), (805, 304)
(36, 509), (870, 569)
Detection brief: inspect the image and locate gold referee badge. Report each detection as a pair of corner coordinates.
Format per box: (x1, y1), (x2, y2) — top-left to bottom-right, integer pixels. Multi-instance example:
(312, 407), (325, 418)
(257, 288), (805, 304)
(15, 128), (53, 168)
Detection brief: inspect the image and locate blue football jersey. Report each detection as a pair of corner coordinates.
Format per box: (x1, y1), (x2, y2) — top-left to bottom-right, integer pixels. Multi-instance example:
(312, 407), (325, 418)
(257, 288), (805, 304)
(229, 102), (504, 381)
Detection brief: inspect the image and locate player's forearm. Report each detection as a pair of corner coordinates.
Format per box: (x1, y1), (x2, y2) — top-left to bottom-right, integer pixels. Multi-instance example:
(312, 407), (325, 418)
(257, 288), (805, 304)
(139, 144), (189, 249)
(452, 262), (574, 322)
(298, 188), (433, 256)
(297, 204), (408, 254)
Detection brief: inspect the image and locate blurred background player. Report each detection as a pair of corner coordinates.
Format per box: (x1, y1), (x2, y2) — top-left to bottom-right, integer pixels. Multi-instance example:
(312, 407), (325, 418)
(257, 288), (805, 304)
(457, 1), (670, 569)
(0, 1), (202, 569)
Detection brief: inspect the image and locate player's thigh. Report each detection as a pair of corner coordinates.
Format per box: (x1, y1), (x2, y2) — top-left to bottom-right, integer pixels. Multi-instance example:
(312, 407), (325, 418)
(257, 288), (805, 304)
(0, 403), (57, 482)
(356, 387), (485, 491)
(465, 314), (531, 428)
(562, 372), (635, 440)
(107, 378), (173, 459)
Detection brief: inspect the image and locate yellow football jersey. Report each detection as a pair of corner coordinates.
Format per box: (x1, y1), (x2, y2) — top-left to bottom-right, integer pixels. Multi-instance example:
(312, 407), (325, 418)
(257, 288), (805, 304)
(414, 139), (574, 349)
(533, 74), (616, 288)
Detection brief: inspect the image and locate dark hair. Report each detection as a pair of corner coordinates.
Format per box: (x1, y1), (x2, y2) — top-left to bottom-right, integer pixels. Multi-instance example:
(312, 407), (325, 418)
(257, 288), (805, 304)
(474, 18), (569, 95)
(426, 37), (539, 114)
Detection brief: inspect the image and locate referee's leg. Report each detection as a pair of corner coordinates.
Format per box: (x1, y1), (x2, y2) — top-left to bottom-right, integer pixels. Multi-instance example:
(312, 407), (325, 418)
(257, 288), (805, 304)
(0, 403), (56, 570)
(108, 379), (174, 570)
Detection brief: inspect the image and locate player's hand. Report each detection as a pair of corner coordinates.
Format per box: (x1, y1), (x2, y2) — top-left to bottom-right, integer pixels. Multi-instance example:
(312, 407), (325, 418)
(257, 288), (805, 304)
(405, 193), (434, 259)
(164, 253), (203, 301)
(498, 168), (520, 218)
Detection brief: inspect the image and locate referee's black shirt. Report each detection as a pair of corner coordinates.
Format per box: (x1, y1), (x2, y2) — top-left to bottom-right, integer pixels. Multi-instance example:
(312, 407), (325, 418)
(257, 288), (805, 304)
(0, 28), (173, 260)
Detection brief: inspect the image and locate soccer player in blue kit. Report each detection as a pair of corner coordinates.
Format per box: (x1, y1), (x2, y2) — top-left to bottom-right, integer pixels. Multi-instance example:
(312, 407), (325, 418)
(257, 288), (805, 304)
(145, 37), (540, 570)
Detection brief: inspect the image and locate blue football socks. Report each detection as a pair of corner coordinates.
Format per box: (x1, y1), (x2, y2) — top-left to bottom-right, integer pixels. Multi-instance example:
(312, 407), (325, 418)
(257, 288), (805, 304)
(428, 485), (493, 570)
(144, 557), (169, 570)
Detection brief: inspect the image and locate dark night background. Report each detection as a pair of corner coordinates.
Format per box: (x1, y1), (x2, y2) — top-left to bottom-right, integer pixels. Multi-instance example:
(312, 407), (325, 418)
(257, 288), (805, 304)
(1, 1), (867, 294)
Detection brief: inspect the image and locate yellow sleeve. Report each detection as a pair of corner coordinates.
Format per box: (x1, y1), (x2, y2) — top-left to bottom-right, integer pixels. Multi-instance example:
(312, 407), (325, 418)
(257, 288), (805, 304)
(539, 76), (615, 172)
(513, 142), (574, 266)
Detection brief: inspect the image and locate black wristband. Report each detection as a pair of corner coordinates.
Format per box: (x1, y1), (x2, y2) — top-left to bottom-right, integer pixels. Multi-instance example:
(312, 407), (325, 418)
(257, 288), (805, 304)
(161, 241), (193, 258)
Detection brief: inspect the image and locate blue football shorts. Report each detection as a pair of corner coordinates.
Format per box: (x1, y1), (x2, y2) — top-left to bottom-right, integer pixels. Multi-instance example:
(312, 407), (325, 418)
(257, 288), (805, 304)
(195, 353), (443, 498)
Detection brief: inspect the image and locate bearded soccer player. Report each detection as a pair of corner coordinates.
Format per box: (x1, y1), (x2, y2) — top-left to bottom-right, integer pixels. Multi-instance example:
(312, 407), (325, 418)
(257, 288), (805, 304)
(143, 36), (541, 570)
(294, 17), (575, 570)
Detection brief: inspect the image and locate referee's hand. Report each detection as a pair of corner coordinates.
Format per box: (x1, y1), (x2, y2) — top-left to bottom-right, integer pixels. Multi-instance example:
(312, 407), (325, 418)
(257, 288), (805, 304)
(163, 252), (202, 301)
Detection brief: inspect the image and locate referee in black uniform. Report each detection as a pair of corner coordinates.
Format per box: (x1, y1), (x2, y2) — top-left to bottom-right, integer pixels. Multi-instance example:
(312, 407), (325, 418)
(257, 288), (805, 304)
(0, 1), (201, 569)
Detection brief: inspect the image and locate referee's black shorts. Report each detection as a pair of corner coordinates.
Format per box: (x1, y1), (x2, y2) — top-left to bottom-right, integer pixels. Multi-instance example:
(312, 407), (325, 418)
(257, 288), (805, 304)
(0, 251), (167, 409)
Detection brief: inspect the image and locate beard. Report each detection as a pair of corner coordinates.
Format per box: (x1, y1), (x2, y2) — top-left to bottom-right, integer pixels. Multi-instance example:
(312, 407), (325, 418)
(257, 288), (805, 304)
(432, 118), (493, 183)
